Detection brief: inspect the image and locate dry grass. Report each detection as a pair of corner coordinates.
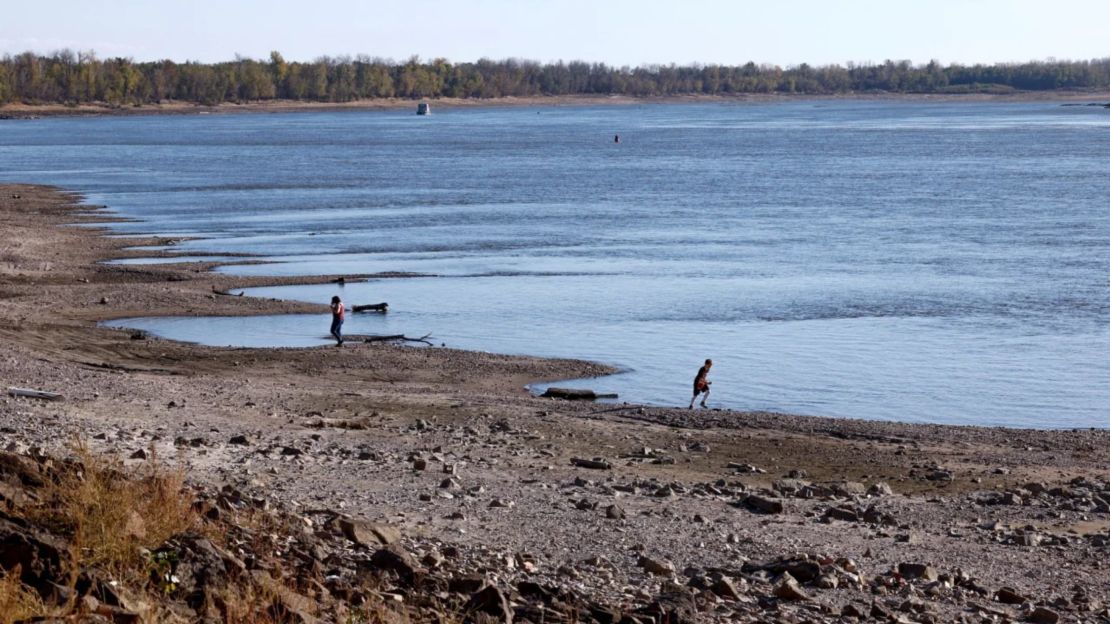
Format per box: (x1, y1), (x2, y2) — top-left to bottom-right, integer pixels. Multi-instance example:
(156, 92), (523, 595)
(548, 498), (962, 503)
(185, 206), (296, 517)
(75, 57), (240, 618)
(26, 441), (196, 580)
(0, 566), (48, 624)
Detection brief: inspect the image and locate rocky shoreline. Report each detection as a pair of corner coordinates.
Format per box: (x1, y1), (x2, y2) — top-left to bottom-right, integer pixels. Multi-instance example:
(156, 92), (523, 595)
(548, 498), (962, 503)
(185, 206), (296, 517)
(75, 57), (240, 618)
(1, 185), (1107, 622)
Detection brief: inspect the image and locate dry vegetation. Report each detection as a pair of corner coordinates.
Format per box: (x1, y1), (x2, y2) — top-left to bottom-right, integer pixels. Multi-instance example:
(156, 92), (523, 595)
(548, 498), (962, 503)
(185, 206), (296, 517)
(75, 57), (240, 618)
(0, 445), (427, 623)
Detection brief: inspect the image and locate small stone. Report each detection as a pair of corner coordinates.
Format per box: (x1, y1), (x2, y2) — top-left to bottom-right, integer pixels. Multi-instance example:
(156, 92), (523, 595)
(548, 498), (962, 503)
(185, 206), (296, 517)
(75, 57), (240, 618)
(412, 458), (427, 471)
(128, 449), (147, 460)
(489, 498), (514, 508)
(228, 434), (251, 445)
(605, 504), (626, 520)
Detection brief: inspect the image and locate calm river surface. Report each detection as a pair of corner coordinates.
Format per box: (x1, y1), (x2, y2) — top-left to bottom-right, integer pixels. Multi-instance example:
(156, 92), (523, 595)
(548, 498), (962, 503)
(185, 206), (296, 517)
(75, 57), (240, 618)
(2, 101), (1108, 428)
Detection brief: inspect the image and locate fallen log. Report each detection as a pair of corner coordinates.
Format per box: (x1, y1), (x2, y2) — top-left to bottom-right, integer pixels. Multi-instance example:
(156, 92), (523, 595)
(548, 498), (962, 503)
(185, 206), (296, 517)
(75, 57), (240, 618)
(352, 302), (388, 313)
(542, 387), (618, 401)
(8, 387), (64, 401)
(341, 333), (433, 346)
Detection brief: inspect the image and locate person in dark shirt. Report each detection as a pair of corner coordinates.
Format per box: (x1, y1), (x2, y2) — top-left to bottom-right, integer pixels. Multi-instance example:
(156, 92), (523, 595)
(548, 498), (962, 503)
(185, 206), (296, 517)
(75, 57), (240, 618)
(688, 358), (712, 409)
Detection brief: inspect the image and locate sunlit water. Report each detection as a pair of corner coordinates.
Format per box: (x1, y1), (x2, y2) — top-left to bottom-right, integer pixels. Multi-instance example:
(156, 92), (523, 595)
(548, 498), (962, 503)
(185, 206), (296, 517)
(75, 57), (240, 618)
(2, 101), (1109, 428)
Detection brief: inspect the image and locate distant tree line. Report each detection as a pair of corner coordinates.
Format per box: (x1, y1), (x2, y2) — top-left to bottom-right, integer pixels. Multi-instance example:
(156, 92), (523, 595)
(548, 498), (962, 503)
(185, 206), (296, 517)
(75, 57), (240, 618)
(2, 50), (1109, 106)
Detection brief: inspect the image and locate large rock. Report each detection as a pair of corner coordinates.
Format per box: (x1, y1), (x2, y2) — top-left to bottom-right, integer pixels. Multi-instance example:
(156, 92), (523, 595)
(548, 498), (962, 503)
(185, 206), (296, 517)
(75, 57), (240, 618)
(338, 519), (400, 548)
(1029, 606), (1060, 623)
(465, 585), (513, 623)
(0, 451), (47, 488)
(995, 586), (1028, 605)
(742, 494), (783, 514)
(637, 555), (675, 576)
(542, 387), (600, 400)
(747, 556), (821, 583)
(0, 517), (68, 600)
(824, 506), (859, 522)
(772, 574), (810, 601)
(571, 457), (613, 470)
(710, 577), (744, 601)
(897, 563), (938, 582)
(367, 544), (420, 585)
(162, 533), (247, 613)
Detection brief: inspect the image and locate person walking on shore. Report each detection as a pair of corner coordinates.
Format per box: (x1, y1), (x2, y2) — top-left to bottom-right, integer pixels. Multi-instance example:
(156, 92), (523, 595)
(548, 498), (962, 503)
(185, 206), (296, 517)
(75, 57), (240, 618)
(330, 295), (345, 346)
(689, 358), (712, 408)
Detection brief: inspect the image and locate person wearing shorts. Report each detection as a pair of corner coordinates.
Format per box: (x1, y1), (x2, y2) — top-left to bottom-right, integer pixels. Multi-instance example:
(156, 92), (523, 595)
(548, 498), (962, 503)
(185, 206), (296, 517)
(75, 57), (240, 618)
(689, 358), (712, 408)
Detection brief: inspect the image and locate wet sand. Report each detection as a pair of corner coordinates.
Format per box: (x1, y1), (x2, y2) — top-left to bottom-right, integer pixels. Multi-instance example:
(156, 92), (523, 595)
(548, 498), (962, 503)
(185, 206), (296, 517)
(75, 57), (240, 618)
(1, 185), (1108, 622)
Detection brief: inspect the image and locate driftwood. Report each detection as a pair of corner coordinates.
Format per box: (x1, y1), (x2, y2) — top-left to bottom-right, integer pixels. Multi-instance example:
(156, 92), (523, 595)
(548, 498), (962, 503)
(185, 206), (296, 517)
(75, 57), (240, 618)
(542, 387), (618, 401)
(342, 333), (433, 346)
(8, 387), (64, 401)
(352, 302), (388, 313)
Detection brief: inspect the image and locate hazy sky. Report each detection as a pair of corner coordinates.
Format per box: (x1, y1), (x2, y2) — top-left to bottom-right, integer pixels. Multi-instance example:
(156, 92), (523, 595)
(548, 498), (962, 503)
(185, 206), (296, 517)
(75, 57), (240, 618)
(3, 0), (1109, 67)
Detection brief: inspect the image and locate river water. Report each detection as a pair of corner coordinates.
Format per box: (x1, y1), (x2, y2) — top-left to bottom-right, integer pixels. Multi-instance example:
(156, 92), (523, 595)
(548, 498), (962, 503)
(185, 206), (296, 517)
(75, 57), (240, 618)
(2, 101), (1108, 428)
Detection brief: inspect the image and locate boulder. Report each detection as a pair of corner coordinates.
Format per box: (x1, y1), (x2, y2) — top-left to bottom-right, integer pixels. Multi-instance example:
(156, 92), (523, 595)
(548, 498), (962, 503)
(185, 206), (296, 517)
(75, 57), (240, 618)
(772, 574), (810, 601)
(824, 506), (859, 522)
(897, 563), (938, 582)
(338, 519), (400, 548)
(0, 517), (68, 599)
(995, 586), (1028, 605)
(743, 494), (783, 514)
(465, 585), (513, 623)
(367, 544), (420, 585)
(637, 555), (675, 576)
(710, 578), (744, 601)
(571, 457), (612, 470)
(1029, 606), (1060, 623)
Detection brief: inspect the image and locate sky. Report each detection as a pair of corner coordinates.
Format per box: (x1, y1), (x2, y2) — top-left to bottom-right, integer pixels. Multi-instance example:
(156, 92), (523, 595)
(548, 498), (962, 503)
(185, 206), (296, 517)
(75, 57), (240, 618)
(2, 0), (1109, 67)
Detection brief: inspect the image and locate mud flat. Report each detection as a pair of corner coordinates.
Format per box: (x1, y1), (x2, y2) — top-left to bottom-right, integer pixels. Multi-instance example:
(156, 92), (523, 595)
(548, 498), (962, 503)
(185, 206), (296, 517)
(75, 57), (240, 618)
(1, 184), (1108, 622)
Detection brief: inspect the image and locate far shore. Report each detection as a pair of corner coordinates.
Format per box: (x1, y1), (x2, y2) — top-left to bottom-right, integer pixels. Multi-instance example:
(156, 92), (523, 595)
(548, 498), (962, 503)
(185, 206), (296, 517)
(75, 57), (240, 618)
(4, 90), (1110, 119)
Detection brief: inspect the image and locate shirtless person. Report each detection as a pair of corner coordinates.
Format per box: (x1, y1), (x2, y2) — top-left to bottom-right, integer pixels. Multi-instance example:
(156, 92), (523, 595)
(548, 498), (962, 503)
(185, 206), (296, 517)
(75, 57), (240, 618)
(689, 358), (712, 408)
